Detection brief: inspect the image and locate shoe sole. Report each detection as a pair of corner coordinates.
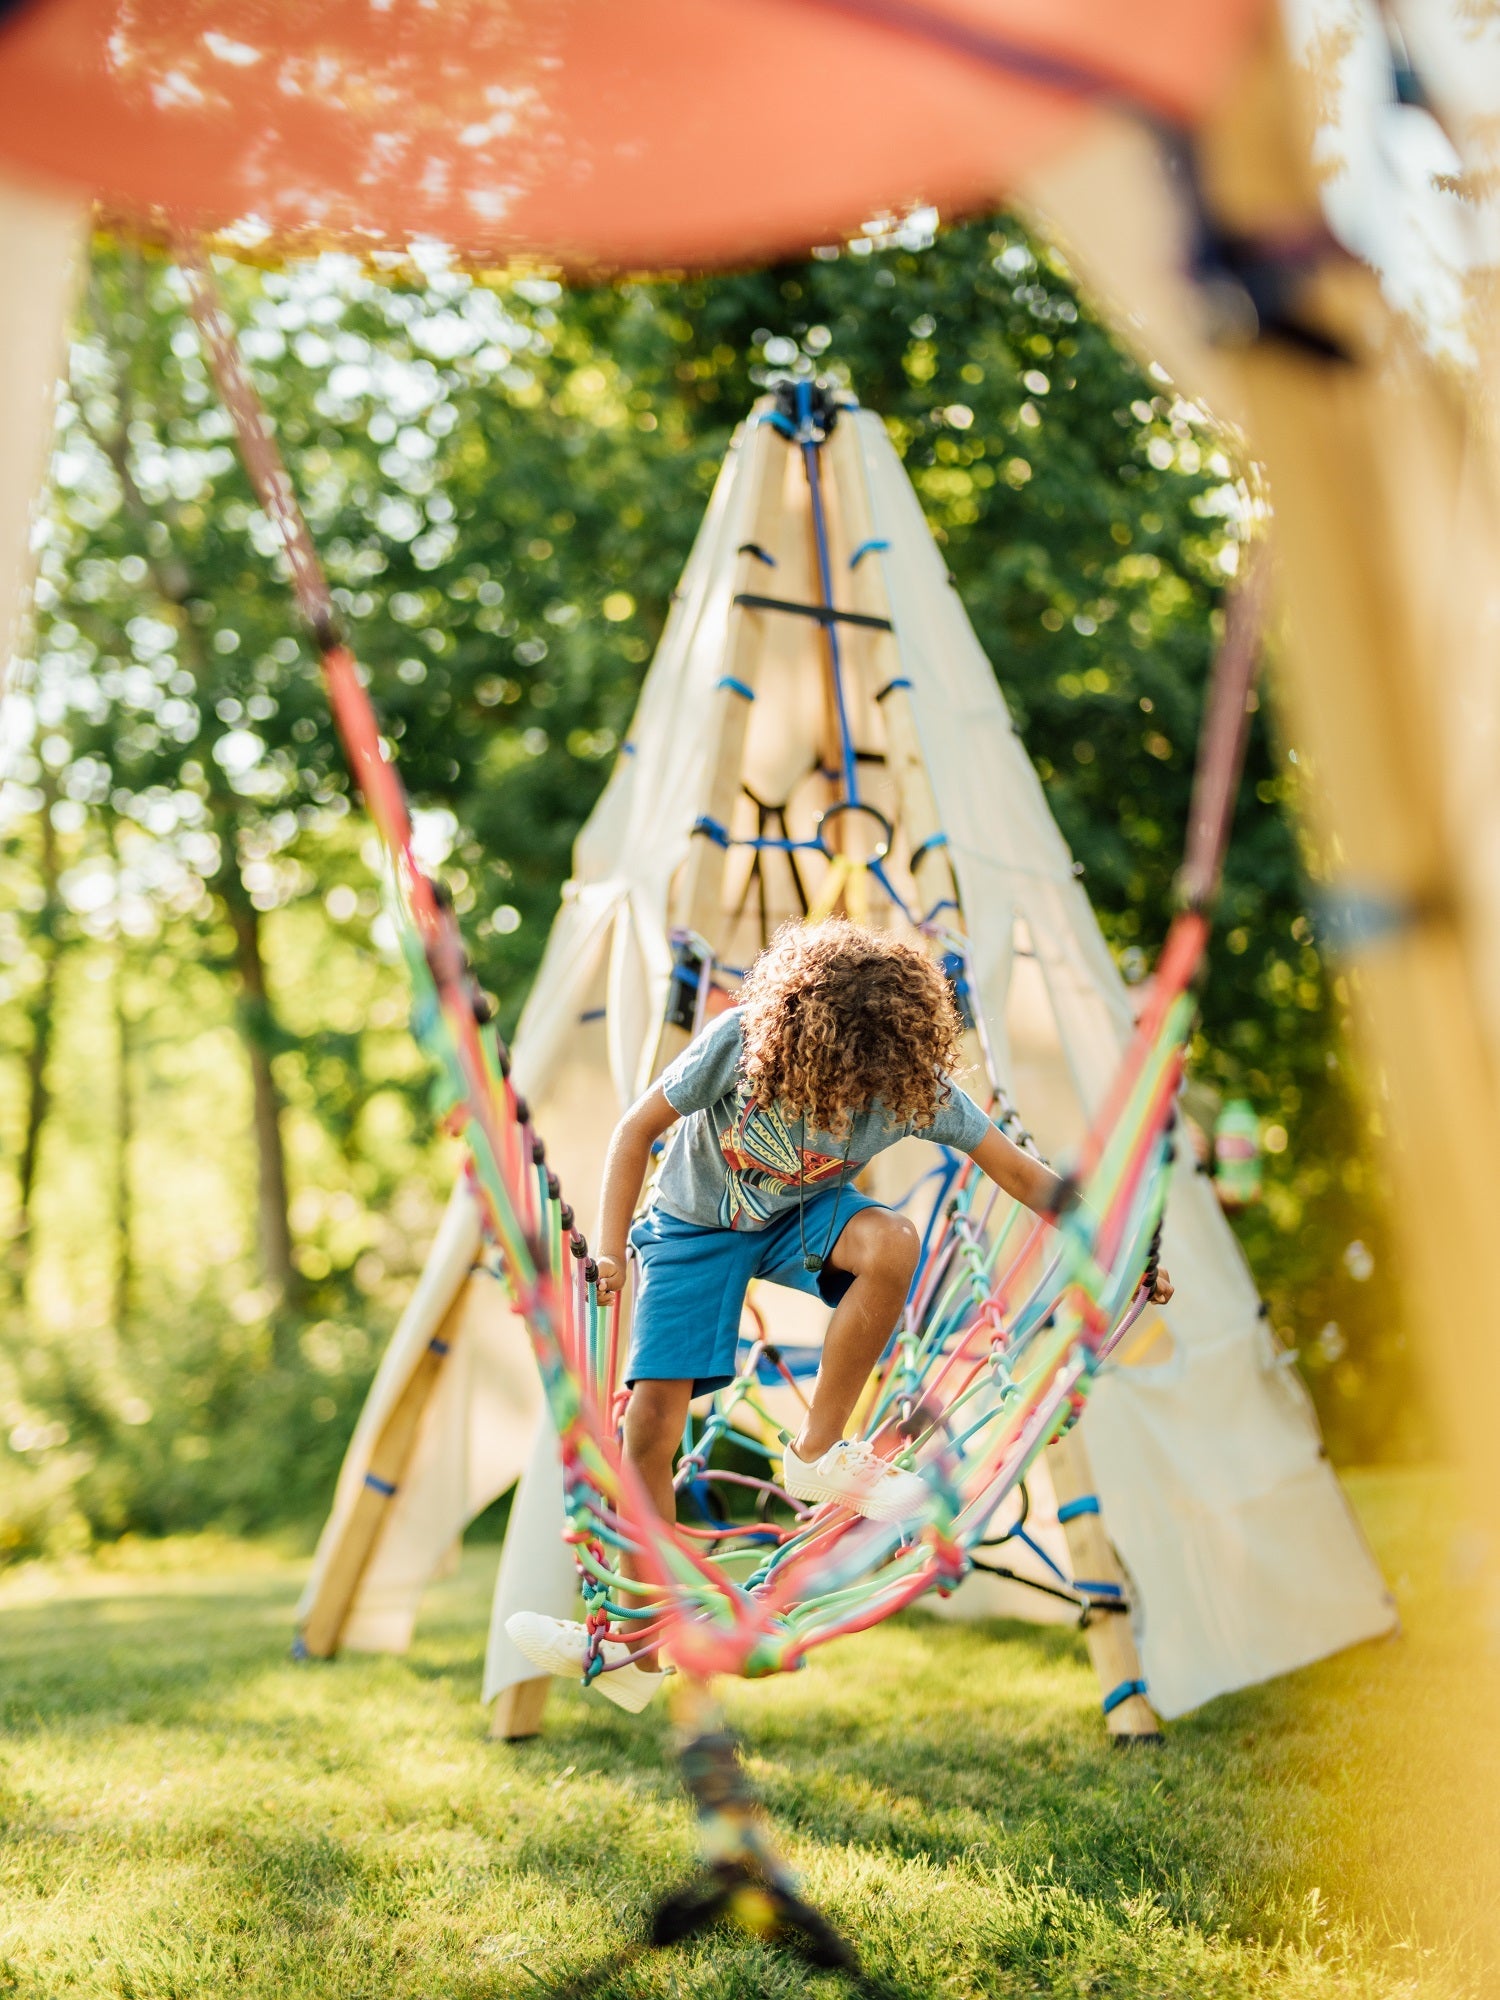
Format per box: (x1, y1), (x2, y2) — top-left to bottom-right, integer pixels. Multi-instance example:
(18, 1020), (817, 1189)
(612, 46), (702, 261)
(508, 1632), (584, 1678)
(594, 1666), (663, 1713)
(782, 1473), (926, 1523)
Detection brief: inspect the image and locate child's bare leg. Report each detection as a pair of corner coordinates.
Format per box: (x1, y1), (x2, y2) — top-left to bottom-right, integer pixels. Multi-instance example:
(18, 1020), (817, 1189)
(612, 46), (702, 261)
(793, 1208), (920, 1461)
(621, 1376), (693, 1670)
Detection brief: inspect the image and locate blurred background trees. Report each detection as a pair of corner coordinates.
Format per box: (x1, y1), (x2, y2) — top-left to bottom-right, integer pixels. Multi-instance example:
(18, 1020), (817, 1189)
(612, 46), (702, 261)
(0, 213), (1418, 1561)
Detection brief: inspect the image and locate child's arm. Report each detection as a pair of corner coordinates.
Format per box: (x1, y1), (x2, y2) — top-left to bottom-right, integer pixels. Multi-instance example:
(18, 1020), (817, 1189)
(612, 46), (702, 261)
(968, 1125), (1174, 1304)
(968, 1124), (1063, 1217)
(593, 1082), (681, 1295)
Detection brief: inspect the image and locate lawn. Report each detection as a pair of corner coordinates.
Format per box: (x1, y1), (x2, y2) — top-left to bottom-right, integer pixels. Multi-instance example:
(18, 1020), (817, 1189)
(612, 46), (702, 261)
(1, 1468), (1496, 1999)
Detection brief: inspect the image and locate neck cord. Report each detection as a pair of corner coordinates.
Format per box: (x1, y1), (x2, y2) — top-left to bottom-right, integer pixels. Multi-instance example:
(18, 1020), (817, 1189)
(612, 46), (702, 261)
(797, 1113), (855, 1273)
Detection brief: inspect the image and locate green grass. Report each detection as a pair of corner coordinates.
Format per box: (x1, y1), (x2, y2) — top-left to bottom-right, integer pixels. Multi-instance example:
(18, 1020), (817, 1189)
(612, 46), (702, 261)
(1, 1470), (1496, 1999)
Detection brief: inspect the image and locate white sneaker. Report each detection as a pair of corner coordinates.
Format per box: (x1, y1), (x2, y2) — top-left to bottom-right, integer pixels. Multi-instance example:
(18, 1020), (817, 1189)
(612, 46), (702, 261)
(781, 1439), (931, 1523)
(504, 1611), (665, 1714)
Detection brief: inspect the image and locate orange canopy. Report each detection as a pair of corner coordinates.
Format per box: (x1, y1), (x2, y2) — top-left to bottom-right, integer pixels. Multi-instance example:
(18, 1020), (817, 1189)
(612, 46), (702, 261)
(0, 0), (1263, 268)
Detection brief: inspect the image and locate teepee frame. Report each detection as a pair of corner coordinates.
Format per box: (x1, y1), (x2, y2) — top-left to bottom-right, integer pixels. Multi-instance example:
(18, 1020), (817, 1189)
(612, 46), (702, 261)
(299, 384), (1392, 1749)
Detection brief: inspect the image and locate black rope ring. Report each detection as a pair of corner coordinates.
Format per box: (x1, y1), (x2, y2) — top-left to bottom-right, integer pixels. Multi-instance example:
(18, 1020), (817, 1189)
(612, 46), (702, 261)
(814, 798), (893, 864)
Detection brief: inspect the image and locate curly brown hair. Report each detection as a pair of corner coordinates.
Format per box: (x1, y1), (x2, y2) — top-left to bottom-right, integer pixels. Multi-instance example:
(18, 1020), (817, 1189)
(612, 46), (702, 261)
(738, 919), (965, 1136)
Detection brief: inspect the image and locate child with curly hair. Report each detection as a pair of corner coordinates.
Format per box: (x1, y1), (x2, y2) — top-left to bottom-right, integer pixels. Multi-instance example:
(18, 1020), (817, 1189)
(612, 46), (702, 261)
(509, 918), (1171, 1709)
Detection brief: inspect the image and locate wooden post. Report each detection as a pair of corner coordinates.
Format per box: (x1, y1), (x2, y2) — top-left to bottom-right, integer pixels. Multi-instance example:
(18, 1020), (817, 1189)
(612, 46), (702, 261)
(825, 415), (967, 932)
(490, 1674), (550, 1741)
(296, 1285), (467, 1659)
(1045, 1426), (1162, 1743)
(647, 413), (792, 1078)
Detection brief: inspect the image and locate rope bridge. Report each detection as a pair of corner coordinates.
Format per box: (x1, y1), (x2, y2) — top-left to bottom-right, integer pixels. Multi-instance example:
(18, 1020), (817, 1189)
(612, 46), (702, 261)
(181, 253), (1261, 1964)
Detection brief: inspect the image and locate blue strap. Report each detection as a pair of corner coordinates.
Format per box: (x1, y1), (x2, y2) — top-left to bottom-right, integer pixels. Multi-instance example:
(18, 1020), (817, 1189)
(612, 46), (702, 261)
(1057, 1495), (1100, 1523)
(716, 675), (755, 701)
(1102, 1678), (1149, 1715)
(1312, 885), (1429, 954)
(874, 677), (913, 702)
(1072, 1579), (1123, 1599)
(578, 1006), (607, 1024)
(428, 1336), (450, 1357)
(849, 538), (889, 568)
(691, 816), (730, 847)
(364, 1472), (397, 1498)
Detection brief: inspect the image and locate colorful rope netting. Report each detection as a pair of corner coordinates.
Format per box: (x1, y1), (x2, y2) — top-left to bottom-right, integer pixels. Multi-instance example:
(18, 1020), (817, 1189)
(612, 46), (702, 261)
(182, 253), (1260, 1693)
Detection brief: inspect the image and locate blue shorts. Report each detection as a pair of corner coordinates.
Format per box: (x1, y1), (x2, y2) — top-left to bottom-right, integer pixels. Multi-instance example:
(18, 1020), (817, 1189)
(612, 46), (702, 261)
(626, 1187), (885, 1396)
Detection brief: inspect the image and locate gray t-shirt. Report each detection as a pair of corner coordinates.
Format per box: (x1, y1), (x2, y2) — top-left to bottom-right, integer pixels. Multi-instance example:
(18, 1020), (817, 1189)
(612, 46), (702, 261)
(654, 1006), (991, 1231)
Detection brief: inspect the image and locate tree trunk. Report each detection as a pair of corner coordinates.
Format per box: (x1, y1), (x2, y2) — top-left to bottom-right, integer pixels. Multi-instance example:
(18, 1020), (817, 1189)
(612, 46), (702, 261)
(109, 819), (133, 1332)
(218, 846), (298, 1303)
(85, 274), (298, 1309)
(14, 780), (62, 1290)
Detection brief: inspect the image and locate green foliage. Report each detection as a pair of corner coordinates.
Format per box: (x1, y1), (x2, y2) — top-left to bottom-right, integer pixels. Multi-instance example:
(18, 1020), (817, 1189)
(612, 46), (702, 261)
(0, 1474), (1492, 1997)
(0, 214), (1416, 1556)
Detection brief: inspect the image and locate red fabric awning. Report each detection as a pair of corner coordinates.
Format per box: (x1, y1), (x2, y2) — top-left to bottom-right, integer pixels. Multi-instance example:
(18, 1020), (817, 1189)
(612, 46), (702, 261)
(0, 0), (1264, 268)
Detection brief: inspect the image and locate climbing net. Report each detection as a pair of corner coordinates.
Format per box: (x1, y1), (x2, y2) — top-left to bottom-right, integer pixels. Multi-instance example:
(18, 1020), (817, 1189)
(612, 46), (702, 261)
(182, 257), (1258, 1691)
(536, 970), (1185, 1686)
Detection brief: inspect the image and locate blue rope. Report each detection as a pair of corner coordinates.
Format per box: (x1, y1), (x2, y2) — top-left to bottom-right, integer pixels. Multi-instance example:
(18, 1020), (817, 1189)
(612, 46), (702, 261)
(1013, 1525), (1071, 1585)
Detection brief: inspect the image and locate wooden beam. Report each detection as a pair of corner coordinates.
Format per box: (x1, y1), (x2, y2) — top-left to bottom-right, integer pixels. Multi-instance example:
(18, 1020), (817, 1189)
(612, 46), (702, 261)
(1195, 25), (1500, 1602)
(825, 414), (962, 925)
(648, 413), (792, 1078)
(1046, 1426), (1162, 1743)
(295, 1283), (468, 1659)
(489, 1674), (551, 1741)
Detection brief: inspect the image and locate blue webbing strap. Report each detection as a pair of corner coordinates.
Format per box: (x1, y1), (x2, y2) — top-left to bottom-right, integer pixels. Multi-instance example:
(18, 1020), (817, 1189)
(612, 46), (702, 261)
(364, 1472), (397, 1497)
(1102, 1678), (1149, 1715)
(691, 816), (731, 847)
(716, 675), (755, 700)
(1057, 1495), (1101, 1523)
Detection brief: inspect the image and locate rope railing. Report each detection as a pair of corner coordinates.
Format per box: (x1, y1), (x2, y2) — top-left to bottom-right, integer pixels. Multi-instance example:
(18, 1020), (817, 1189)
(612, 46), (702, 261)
(182, 244), (1214, 1676)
